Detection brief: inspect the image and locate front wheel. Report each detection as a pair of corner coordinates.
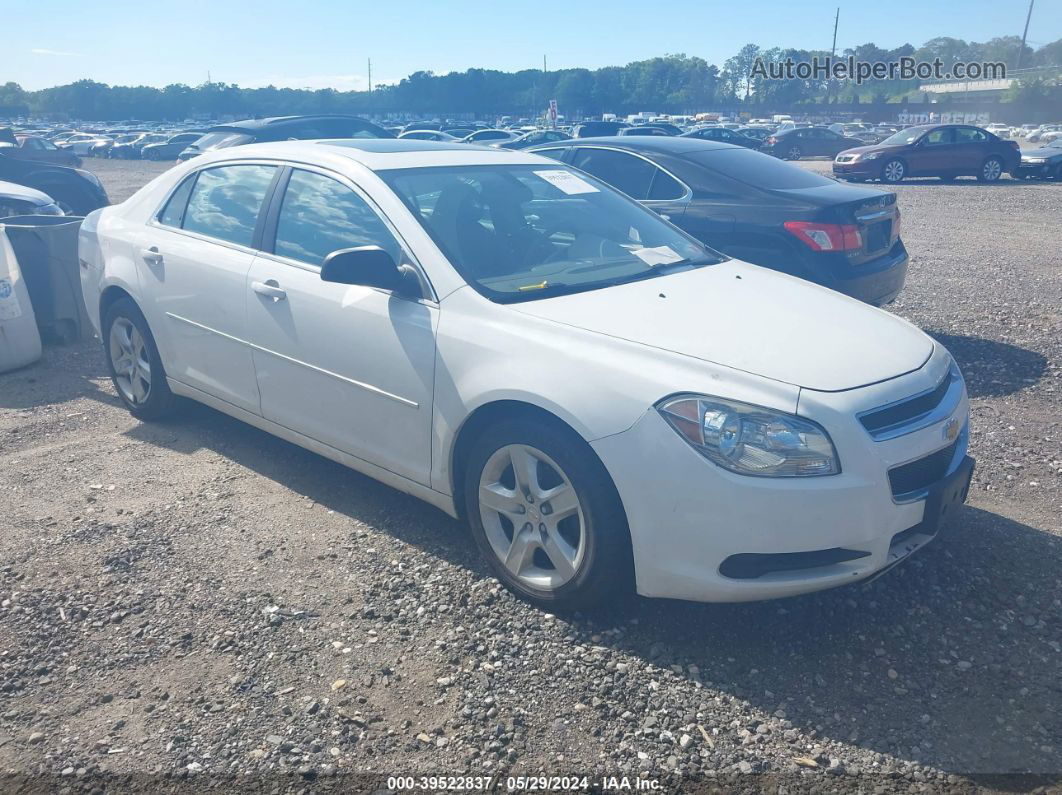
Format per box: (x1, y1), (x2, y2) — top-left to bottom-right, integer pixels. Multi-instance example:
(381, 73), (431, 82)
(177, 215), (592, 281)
(464, 418), (632, 611)
(102, 298), (177, 420)
(978, 156), (1004, 182)
(881, 158), (906, 183)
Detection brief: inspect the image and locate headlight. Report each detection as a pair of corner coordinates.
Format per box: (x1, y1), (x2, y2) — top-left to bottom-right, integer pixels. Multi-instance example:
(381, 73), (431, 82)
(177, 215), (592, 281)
(861, 151), (883, 160)
(657, 395), (840, 477)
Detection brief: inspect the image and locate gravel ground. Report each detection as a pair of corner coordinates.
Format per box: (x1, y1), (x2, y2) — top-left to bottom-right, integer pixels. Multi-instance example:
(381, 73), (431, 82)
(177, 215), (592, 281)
(0, 156), (1059, 793)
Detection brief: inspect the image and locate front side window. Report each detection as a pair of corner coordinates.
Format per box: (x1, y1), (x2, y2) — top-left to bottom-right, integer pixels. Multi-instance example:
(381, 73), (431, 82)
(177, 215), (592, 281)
(181, 164), (276, 247)
(382, 164), (720, 303)
(923, 128), (954, 146)
(272, 169), (400, 266)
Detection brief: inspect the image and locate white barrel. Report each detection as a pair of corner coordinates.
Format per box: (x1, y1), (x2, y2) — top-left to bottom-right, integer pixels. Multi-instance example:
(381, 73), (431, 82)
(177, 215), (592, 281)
(0, 225), (43, 373)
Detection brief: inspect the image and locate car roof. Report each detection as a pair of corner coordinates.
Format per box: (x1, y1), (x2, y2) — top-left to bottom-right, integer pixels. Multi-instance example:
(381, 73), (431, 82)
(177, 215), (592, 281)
(549, 135), (738, 153)
(187, 139), (552, 171)
(207, 114), (374, 132)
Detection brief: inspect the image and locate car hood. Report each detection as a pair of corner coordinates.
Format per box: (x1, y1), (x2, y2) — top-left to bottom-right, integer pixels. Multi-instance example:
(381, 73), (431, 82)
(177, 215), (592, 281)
(513, 260), (933, 392)
(839, 144), (905, 156)
(0, 179), (54, 205)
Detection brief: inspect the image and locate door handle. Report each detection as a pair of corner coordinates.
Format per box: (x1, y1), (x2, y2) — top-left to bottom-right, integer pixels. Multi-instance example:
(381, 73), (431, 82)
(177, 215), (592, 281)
(252, 279), (287, 301)
(142, 246), (163, 266)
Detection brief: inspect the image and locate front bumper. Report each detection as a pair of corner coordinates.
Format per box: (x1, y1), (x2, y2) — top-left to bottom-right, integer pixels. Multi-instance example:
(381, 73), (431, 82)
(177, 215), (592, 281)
(591, 348), (971, 603)
(1016, 161), (1059, 178)
(833, 159), (883, 179)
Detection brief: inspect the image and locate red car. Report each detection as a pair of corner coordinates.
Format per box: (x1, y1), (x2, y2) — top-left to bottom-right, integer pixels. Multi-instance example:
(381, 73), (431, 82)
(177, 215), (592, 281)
(832, 124), (1020, 184)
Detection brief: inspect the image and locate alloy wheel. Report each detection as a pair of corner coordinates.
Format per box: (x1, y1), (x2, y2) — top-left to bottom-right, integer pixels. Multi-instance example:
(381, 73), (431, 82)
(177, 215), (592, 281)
(883, 160), (905, 182)
(109, 317), (152, 406)
(478, 444), (586, 591)
(786, 146), (802, 160)
(982, 158), (1002, 181)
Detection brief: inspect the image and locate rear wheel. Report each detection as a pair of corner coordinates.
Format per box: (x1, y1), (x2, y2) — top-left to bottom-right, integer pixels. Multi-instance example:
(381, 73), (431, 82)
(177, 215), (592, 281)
(784, 145), (802, 160)
(881, 159), (905, 183)
(102, 298), (177, 420)
(977, 156), (1004, 182)
(464, 417), (632, 611)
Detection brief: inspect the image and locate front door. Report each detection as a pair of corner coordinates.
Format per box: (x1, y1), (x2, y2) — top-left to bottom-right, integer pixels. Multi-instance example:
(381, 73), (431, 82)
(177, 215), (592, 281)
(244, 167), (437, 485)
(908, 127), (957, 176)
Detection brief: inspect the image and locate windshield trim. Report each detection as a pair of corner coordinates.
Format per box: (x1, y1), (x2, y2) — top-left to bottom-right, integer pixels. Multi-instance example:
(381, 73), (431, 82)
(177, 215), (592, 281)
(378, 163), (726, 304)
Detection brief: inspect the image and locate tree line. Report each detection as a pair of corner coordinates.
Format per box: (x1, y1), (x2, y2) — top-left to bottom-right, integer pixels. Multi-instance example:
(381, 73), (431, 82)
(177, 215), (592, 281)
(1, 35), (1059, 121)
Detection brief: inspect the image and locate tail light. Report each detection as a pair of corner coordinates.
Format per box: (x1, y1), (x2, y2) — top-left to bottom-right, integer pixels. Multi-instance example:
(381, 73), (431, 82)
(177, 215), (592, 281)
(766, 136), (777, 145)
(783, 221), (863, 252)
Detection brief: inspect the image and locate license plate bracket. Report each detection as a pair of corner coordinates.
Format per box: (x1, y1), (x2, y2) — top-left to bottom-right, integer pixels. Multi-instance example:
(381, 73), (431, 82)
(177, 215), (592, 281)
(921, 455), (975, 536)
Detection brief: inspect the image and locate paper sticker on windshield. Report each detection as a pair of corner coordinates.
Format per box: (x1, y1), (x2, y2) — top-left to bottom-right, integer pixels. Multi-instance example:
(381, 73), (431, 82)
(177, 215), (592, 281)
(632, 246), (685, 266)
(0, 278), (22, 320)
(534, 170), (599, 195)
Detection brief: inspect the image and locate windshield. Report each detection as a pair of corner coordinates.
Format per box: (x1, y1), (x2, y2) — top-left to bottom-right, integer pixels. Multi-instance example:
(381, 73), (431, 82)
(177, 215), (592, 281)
(880, 127), (932, 146)
(381, 164), (722, 303)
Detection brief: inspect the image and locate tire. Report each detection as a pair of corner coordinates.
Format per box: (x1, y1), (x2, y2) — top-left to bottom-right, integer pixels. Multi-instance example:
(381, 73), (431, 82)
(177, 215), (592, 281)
(784, 145), (802, 160)
(881, 158), (906, 183)
(463, 416), (632, 611)
(145, 149), (159, 161)
(977, 156), (1004, 183)
(102, 297), (177, 420)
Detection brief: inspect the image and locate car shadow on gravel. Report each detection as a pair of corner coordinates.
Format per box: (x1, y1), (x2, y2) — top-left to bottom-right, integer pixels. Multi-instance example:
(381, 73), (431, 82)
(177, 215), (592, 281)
(583, 505), (1062, 778)
(121, 400), (480, 564)
(0, 341), (116, 410)
(929, 332), (1048, 398)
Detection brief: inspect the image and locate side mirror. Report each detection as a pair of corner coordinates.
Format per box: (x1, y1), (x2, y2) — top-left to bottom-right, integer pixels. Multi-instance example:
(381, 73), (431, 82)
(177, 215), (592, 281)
(320, 246), (417, 297)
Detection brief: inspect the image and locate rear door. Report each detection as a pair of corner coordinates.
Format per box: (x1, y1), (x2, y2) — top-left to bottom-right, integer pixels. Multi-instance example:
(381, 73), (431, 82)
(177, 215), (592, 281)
(244, 166), (437, 485)
(139, 162), (278, 411)
(952, 127), (991, 173)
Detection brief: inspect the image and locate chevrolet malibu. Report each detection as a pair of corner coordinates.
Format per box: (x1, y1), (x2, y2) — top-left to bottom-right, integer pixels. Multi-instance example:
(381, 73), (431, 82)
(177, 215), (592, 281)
(78, 140), (974, 610)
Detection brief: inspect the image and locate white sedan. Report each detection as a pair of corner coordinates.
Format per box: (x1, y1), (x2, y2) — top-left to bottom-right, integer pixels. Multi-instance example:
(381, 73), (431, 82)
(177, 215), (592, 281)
(78, 140), (974, 609)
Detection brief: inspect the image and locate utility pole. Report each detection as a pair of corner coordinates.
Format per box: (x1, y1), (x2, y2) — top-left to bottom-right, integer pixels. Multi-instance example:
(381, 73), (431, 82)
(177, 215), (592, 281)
(1016, 0), (1035, 70)
(825, 7), (839, 105)
(367, 58), (373, 94)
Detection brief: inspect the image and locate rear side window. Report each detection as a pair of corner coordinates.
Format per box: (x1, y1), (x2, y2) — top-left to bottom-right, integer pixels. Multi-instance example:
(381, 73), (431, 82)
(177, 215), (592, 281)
(272, 169), (400, 266)
(955, 127), (988, 143)
(181, 164), (276, 247)
(571, 149), (656, 199)
(647, 169), (686, 200)
(531, 147), (567, 162)
(158, 174), (197, 228)
(686, 148), (835, 190)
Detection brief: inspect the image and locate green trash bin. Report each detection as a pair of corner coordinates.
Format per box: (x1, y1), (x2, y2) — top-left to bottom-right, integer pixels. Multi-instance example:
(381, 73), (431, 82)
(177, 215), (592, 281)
(1, 215), (88, 343)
